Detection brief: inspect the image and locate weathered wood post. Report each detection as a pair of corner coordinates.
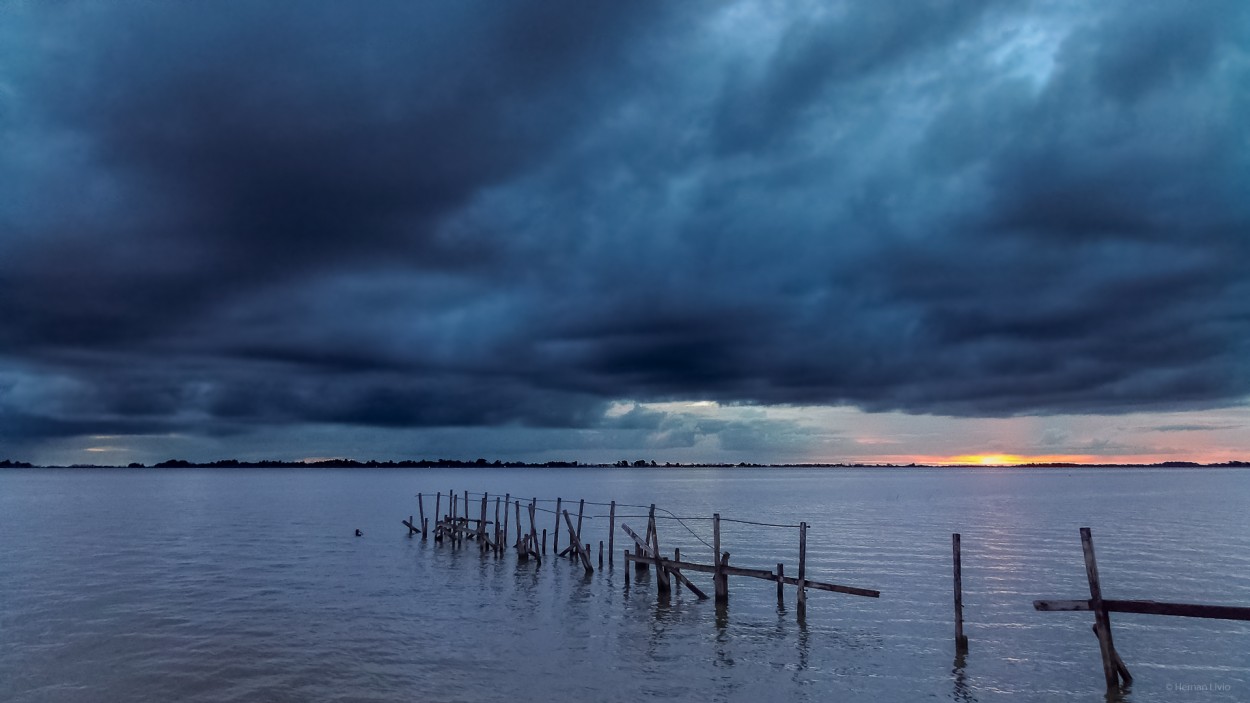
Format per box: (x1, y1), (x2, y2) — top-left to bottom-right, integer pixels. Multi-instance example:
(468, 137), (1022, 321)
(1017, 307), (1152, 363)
(599, 540), (604, 568)
(417, 493), (425, 537)
(797, 522), (808, 613)
(576, 499), (585, 556)
(494, 497), (501, 550)
(515, 500), (523, 548)
(713, 513), (728, 603)
(434, 492), (442, 541)
(953, 533), (968, 650)
(624, 551), (631, 586)
(503, 493), (511, 547)
(528, 500), (542, 565)
(543, 529), (548, 553)
(1082, 527), (1131, 688)
(776, 563), (785, 603)
(450, 491), (458, 543)
(480, 494), (488, 545)
(553, 497), (562, 553)
(650, 506), (670, 595)
(608, 501), (616, 567)
(635, 506), (653, 574)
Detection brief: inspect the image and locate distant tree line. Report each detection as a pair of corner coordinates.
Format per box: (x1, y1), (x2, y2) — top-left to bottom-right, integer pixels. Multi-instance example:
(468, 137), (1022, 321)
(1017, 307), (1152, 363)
(3, 457), (1248, 469)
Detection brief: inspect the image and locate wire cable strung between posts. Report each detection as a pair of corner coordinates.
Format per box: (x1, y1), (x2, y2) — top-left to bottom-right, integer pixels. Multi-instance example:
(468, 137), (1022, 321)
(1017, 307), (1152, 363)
(417, 491), (800, 555)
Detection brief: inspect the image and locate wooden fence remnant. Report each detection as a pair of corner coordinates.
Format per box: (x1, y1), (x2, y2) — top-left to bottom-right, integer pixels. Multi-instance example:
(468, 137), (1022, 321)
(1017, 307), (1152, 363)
(1033, 528), (1250, 690)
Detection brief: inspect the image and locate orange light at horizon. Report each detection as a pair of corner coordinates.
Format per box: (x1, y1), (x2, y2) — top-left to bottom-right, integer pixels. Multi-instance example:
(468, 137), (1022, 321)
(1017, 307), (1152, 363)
(942, 453), (1097, 466)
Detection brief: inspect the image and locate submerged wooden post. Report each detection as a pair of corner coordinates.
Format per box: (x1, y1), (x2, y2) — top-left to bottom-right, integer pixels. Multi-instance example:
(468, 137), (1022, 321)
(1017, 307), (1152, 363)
(650, 507), (669, 594)
(635, 507), (652, 574)
(553, 497), (562, 553)
(450, 491), (458, 543)
(502, 493), (511, 547)
(417, 493), (425, 537)
(776, 563), (785, 603)
(494, 497), (501, 548)
(576, 499), (585, 552)
(529, 499), (542, 565)
(480, 494), (488, 544)
(434, 492), (442, 541)
(797, 522), (808, 612)
(543, 529), (548, 553)
(608, 501), (616, 567)
(1082, 527), (1131, 688)
(624, 551), (631, 586)
(953, 533), (968, 650)
(515, 500), (523, 547)
(599, 540), (604, 568)
(713, 513), (728, 603)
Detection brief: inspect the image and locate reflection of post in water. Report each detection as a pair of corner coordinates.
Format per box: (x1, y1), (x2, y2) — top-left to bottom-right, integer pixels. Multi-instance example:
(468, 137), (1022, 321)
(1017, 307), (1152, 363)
(951, 651), (976, 703)
(794, 615), (810, 673)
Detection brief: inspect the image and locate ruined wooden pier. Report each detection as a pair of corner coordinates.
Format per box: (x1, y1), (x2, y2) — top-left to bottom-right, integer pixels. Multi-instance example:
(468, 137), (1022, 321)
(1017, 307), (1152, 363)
(402, 492), (1248, 695)
(403, 490), (881, 618)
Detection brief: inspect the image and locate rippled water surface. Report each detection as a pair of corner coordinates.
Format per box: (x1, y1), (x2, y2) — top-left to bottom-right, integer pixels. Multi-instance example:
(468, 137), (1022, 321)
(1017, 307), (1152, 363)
(2, 467), (1248, 702)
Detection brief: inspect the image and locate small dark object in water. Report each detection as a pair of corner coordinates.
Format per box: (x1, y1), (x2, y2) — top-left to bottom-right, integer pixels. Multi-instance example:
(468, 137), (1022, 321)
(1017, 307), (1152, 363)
(355, 529), (363, 537)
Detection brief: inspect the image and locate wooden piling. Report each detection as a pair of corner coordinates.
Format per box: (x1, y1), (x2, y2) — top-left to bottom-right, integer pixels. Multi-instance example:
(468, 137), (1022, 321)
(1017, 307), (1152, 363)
(599, 540), (604, 568)
(515, 500), (522, 548)
(649, 506), (669, 594)
(502, 493), (511, 547)
(480, 494), (488, 544)
(1081, 527), (1130, 688)
(608, 501), (616, 568)
(953, 533), (968, 650)
(797, 522), (808, 611)
(624, 551), (631, 586)
(553, 497), (562, 553)
(777, 563), (784, 603)
(494, 497), (501, 550)
(434, 492), (442, 541)
(713, 513), (727, 603)
(452, 490), (459, 543)
(576, 499), (585, 549)
(529, 500), (542, 565)
(417, 493), (425, 537)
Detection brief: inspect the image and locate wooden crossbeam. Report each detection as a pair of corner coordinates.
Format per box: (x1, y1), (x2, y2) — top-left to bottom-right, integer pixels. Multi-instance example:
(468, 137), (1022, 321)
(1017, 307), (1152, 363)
(619, 524), (707, 599)
(562, 509), (593, 573)
(624, 551), (879, 598)
(1034, 599), (1250, 621)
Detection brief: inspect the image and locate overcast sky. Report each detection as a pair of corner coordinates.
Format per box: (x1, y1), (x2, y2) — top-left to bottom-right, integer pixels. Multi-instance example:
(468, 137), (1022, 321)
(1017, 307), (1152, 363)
(1, 1), (1247, 465)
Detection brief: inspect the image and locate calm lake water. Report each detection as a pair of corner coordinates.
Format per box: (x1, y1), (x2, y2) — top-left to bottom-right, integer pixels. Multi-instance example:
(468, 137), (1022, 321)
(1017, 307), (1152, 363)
(2, 467), (1248, 702)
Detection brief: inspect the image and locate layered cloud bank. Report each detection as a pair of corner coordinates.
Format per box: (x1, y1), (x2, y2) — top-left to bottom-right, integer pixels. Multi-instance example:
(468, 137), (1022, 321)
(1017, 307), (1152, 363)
(1, 2), (1247, 461)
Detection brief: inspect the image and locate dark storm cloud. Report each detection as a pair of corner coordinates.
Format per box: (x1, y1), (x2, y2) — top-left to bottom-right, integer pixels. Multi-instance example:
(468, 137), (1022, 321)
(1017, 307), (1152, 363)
(2, 0), (1248, 446)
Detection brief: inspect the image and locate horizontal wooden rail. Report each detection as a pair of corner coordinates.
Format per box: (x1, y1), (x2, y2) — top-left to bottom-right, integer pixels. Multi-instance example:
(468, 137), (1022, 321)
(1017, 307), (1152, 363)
(1034, 599), (1250, 621)
(625, 552), (879, 598)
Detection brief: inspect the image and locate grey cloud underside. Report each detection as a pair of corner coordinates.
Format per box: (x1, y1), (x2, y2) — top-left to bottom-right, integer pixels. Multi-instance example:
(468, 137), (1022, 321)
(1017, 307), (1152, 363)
(1, 0), (1248, 440)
